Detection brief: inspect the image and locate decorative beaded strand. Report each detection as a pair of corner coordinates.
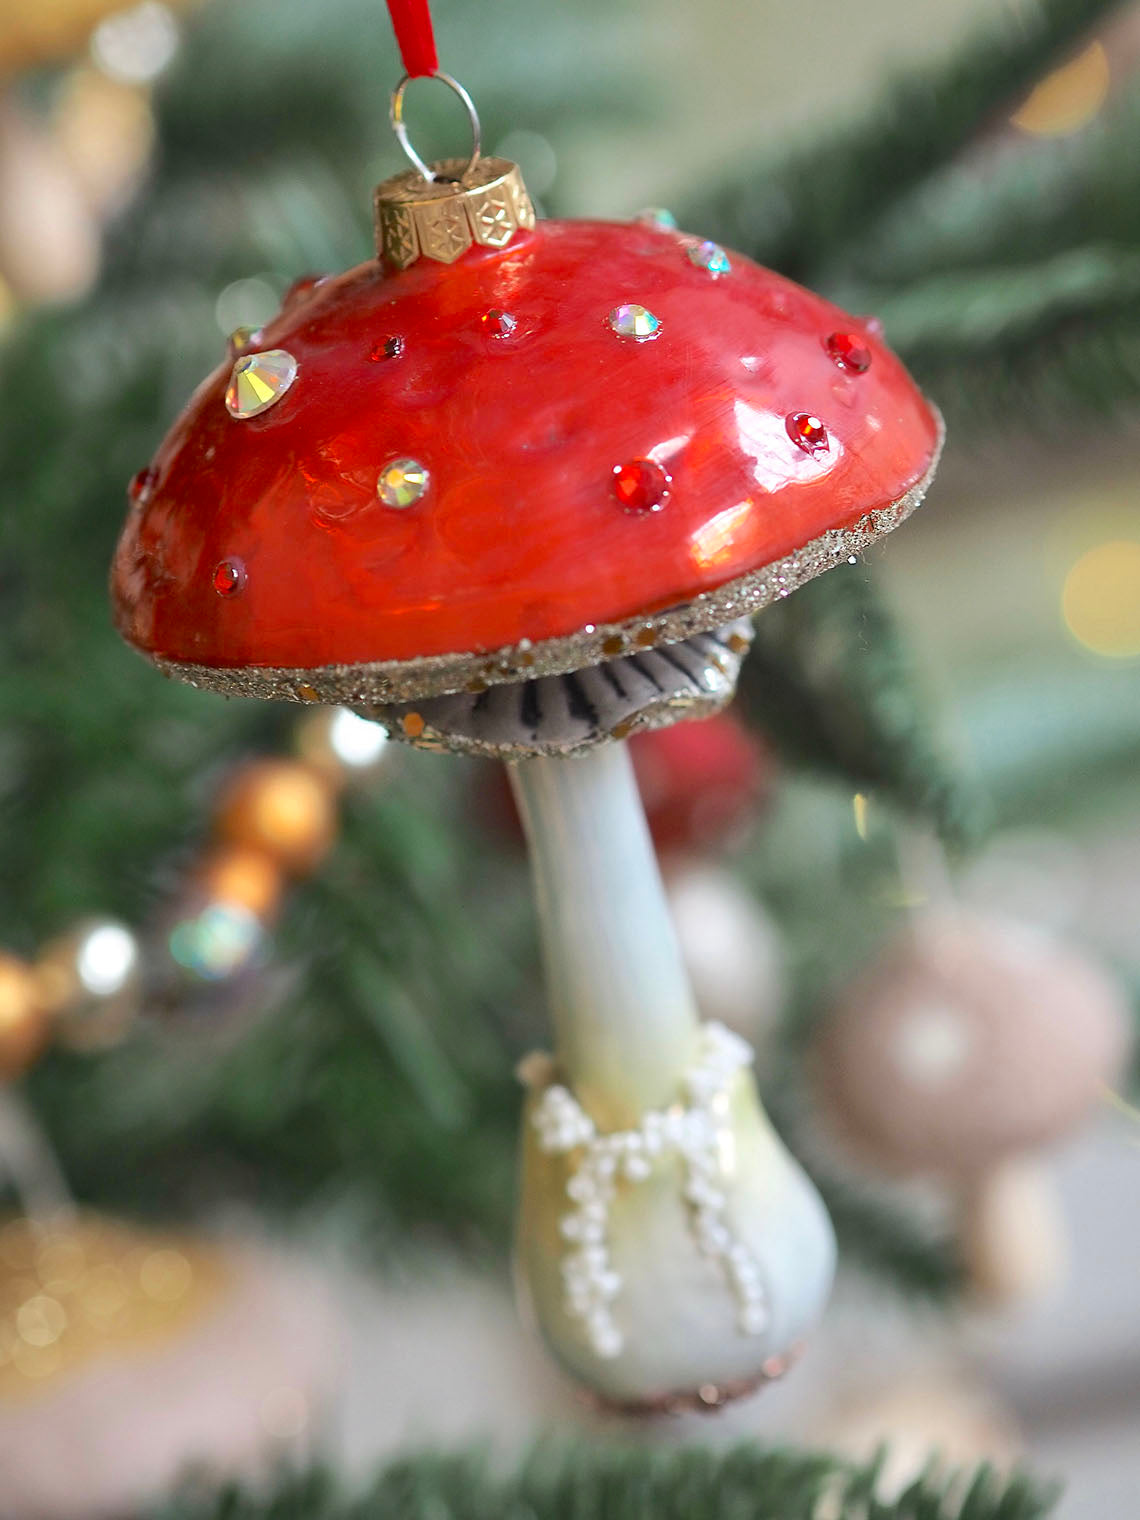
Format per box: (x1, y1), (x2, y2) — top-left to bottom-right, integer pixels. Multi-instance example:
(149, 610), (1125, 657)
(530, 1021), (770, 1359)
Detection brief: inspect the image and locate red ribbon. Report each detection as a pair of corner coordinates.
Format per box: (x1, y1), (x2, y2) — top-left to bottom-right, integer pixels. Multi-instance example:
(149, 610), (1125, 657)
(384, 0), (439, 78)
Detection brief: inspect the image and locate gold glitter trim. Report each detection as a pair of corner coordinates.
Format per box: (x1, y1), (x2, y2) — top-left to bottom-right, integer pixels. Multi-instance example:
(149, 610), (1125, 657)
(378, 682), (736, 761)
(368, 622), (753, 759)
(143, 416), (943, 708)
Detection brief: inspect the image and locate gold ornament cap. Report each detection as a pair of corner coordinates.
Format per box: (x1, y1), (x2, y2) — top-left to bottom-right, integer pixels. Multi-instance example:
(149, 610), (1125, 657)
(374, 157), (535, 270)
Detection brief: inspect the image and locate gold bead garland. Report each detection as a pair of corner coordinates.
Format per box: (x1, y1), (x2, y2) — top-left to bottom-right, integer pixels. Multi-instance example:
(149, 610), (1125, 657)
(1, 707), (391, 1071)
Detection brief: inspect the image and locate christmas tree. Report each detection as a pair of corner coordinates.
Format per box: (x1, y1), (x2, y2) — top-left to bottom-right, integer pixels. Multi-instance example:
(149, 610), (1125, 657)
(0, 0), (1136, 1513)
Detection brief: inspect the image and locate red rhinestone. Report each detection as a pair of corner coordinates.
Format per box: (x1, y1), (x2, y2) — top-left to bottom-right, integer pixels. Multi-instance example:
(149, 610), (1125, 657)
(212, 559), (246, 597)
(370, 336), (404, 361)
(824, 331), (872, 373)
(282, 273), (325, 308)
(786, 413), (829, 456)
(128, 465), (158, 506)
(481, 308), (517, 337)
(611, 459), (671, 514)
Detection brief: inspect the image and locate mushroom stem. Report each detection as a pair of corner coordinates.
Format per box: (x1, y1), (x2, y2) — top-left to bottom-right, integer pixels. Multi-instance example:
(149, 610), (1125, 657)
(509, 742), (701, 1130)
(956, 1157), (1067, 1308)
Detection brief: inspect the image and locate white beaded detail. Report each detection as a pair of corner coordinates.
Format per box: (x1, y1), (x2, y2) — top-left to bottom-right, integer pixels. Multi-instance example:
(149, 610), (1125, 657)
(530, 1022), (769, 1360)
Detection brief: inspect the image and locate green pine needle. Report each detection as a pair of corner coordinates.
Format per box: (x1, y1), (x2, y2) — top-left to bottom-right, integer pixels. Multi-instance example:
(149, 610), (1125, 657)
(146, 1444), (1060, 1520)
(682, 0), (1120, 281)
(736, 569), (980, 846)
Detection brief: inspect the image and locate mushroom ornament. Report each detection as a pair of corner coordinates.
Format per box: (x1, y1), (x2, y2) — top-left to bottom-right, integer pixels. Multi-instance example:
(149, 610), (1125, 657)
(812, 910), (1131, 1307)
(111, 75), (943, 1409)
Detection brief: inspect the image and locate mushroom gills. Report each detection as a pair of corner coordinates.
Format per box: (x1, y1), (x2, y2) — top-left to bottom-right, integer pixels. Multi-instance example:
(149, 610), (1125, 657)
(369, 620), (754, 758)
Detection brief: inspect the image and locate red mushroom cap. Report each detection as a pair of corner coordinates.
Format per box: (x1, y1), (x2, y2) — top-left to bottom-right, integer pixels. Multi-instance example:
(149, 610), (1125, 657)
(112, 216), (941, 703)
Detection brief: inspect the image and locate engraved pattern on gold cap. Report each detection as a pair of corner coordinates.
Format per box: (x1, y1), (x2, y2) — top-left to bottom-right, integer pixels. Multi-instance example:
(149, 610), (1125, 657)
(374, 157), (535, 270)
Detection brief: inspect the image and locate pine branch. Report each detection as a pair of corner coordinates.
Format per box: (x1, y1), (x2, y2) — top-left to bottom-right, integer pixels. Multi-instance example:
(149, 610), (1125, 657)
(737, 568), (981, 845)
(680, 0), (1123, 281)
(834, 245), (1140, 359)
(904, 296), (1140, 435)
(147, 1444), (1060, 1520)
(825, 80), (1140, 294)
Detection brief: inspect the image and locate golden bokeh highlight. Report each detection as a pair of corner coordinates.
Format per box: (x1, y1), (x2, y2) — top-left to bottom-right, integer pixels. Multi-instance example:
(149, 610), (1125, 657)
(852, 792), (870, 842)
(0, 954), (49, 1080)
(1011, 41), (1110, 137)
(198, 845), (284, 921)
(1061, 540), (1140, 658)
(0, 1215), (227, 1399)
(216, 760), (337, 876)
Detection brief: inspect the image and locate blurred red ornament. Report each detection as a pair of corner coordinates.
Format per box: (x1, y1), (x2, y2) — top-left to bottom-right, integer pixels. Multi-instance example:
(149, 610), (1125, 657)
(482, 711), (772, 858)
(629, 712), (771, 855)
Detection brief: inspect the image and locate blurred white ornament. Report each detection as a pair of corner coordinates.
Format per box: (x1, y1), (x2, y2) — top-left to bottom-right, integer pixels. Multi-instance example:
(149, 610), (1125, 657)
(667, 865), (784, 1042)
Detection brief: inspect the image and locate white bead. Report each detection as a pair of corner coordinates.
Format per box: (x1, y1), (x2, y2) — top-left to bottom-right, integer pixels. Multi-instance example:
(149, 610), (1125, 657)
(698, 1221), (731, 1255)
(740, 1304), (769, 1335)
(592, 1325), (623, 1359)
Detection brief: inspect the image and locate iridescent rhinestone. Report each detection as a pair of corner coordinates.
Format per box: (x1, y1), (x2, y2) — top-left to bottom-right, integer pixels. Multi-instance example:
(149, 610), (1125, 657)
(225, 350), (298, 419)
(824, 331), (872, 373)
(377, 458), (430, 509)
(611, 459), (670, 514)
(370, 336), (404, 361)
(227, 325), (259, 358)
(608, 304), (661, 341)
(128, 465), (158, 506)
(786, 412), (830, 456)
(686, 240), (731, 275)
(481, 308), (517, 337)
(212, 558), (246, 597)
(636, 207), (678, 230)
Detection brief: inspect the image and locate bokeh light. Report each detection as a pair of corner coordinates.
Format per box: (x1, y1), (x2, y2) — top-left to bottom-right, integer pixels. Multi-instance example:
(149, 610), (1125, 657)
(1061, 540), (1140, 658)
(1011, 41), (1110, 137)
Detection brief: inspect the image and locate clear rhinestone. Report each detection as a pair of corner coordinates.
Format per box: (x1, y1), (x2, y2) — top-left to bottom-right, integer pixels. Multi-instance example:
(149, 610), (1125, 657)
(608, 304), (661, 340)
(225, 350), (298, 419)
(481, 308), (517, 337)
(227, 325), (259, 358)
(636, 207), (677, 230)
(686, 240), (731, 275)
(377, 458), (430, 509)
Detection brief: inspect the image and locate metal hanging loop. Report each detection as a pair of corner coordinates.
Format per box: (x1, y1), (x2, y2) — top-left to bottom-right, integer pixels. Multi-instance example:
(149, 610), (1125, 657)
(390, 71), (482, 183)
